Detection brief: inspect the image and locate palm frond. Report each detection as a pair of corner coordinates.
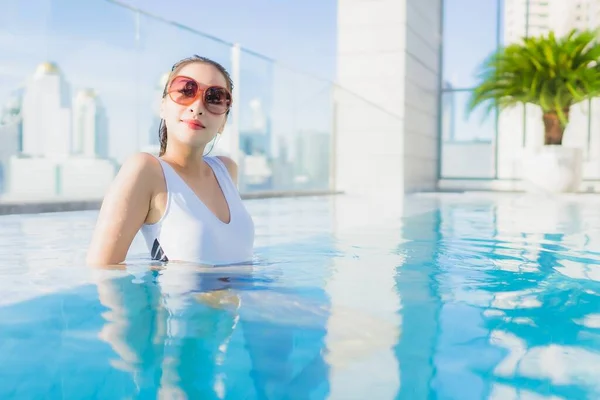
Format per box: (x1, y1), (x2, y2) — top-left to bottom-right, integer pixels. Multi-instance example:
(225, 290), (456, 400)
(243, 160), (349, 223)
(468, 28), (600, 128)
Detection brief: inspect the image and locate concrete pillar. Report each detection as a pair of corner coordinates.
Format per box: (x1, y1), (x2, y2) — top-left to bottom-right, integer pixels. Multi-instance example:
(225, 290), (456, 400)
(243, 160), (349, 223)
(335, 0), (443, 197)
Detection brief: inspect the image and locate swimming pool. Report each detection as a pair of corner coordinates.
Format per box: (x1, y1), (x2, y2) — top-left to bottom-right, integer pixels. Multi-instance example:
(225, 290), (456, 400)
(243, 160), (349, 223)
(0, 193), (599, 399)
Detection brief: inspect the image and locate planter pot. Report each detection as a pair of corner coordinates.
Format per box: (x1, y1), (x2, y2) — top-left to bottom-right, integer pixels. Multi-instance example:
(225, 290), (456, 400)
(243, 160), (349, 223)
(521, 146), (583, 193)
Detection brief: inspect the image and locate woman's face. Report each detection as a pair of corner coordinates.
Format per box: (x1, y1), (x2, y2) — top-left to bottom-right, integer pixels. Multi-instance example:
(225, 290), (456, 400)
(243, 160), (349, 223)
(160, 62), (230, 150)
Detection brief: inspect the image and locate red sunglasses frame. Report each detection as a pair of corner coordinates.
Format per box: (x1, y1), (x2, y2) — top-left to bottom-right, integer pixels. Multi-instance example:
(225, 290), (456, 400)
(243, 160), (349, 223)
(166, 75), (232, 115)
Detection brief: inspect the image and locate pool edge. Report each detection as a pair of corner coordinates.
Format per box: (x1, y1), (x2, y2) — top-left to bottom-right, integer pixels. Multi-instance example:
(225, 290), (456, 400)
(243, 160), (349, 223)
(0, 190), (344, 215)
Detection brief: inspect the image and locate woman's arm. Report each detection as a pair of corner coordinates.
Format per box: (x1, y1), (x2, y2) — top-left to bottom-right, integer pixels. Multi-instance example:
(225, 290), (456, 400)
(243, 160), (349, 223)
(86, 153), (158, 266)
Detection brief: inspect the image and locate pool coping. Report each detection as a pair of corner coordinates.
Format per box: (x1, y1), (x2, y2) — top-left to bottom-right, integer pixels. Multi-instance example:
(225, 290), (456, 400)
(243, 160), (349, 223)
(0, 190), (344, 215)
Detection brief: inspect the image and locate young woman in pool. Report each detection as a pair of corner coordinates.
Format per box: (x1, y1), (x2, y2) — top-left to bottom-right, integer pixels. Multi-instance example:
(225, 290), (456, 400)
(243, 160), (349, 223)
(86, 55), (255, 266)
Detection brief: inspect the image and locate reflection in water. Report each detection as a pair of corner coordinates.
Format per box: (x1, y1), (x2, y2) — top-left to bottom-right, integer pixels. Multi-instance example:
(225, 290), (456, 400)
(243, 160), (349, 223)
(394, 209), (443, 400)
(94, 261), (333, 399)
(392, 195), (600, 399)
(0, 236), (336, 399)
(2, 194), (600, 398)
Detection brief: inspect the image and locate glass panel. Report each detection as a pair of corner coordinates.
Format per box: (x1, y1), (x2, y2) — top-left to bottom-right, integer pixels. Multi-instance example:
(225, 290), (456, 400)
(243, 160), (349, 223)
(440, 91), (495, 179)
(0, 0), (138, 199)
(0, 0), (337, 204)
(442, 0), (500, 89)
(269, 65), (333, 192)
(236, 51), (276, 192)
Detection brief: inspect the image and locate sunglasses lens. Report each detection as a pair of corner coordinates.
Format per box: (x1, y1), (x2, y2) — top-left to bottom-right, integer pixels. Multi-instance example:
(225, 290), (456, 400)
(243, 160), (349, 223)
(168, 77), (198, 105)
(204, 87), (231, 114)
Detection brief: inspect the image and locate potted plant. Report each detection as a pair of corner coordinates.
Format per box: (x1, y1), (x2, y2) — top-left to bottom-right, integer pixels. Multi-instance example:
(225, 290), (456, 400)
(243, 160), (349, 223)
(468, 29), (600, 193)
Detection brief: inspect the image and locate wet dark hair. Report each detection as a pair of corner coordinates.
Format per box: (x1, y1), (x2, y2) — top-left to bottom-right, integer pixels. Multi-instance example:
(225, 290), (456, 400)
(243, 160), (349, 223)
(158, 55), (234, 156)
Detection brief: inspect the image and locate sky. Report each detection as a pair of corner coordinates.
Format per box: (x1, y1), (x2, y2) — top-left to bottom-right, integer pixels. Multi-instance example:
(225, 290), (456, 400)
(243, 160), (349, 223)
(0, 0), (503, 160)
(118, 0), (338, 80)
(443, 0), (502, 90)
(441, 0), (503, 141)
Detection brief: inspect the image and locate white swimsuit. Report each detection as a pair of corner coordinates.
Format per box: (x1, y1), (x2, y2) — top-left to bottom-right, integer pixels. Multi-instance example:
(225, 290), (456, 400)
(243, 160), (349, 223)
(140, 156), (255, 265)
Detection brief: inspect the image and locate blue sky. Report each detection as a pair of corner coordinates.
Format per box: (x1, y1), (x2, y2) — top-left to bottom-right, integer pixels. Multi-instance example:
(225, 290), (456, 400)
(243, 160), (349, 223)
(0, 0), (502, 159)
(443, 0), (502, 90)
(442, 0), (502, 140)
(119, 0), (338, 80)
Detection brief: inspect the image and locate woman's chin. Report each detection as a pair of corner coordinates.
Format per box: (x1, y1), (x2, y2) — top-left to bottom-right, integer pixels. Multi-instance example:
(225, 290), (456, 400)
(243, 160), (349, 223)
(174, 131), (215, 148)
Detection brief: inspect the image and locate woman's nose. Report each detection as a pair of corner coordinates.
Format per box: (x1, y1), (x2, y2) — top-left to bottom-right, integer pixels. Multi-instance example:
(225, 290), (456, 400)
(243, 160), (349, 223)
(188, 97), (204, 115)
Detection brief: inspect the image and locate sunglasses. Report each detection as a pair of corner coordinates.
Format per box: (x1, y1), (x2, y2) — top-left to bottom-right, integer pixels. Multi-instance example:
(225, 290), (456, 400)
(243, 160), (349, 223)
(167, 75), (232, 115)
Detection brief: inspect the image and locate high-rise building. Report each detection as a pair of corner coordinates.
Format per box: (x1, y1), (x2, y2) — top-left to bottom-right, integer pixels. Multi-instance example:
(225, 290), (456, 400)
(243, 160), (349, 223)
(504, 0), (600, 45)
(0, 93), (22, 194)
(21, 62), (72, 158)
(295, 130), (331, 189)
(504, 0), (552, 44)
(72, 89), (109, 158)
(7, 62), (117, 199)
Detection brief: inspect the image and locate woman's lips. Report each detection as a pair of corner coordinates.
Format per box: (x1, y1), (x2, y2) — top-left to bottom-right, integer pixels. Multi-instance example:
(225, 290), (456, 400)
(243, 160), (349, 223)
(182, 119), (205, 130)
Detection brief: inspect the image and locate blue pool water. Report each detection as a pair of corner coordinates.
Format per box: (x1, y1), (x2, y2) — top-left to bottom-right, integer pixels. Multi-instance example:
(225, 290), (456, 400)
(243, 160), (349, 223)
(0, 193), (599, 399)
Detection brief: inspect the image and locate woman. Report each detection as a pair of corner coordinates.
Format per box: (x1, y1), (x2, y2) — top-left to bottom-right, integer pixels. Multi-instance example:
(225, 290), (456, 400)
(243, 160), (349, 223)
(86, 55), (255, 266)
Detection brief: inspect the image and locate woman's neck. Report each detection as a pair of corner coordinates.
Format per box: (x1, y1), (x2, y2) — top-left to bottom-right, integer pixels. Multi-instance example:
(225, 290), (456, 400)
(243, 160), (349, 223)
(161, 144), (209, 174)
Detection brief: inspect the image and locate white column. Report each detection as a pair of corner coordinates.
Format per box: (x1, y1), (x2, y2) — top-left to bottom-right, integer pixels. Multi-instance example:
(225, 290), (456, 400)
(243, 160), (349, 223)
(335, 0), (442, 198)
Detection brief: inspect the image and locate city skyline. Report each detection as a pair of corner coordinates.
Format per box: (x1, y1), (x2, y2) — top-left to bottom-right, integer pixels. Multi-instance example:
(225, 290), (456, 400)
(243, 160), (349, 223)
(3, 0), (600, 182)
(0, 0), (335, 164)
(0, 57), (332, 196)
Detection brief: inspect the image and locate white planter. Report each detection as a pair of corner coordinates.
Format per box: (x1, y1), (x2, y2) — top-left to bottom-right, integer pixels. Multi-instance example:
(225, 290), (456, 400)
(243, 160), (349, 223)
(521, 146), (583, 193)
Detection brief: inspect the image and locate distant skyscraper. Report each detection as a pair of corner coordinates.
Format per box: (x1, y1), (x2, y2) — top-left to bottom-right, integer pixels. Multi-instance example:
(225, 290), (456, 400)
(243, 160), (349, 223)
(7, 61), (118, 199)
(295, 131), (331, 189)
(0, 93), (23, 194)
(21, 62), (72, 158)
(72, 89), (109, 158)
(249, 98), (266, 132)
(504, 0), (599, 45)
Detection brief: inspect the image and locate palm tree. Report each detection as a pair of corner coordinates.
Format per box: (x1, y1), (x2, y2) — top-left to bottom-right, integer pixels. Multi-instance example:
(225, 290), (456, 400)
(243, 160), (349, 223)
(468, 29), (600, 145)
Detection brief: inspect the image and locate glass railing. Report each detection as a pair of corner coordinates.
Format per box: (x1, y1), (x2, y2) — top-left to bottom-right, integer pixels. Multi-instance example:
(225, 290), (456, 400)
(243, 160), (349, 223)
(0, 0), (358, 204)
(439, 87), (600, 180)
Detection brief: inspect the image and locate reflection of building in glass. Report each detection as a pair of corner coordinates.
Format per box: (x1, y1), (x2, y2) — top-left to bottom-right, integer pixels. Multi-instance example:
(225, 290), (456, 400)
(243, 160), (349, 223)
(241, 125), (271, 156)
(239, 123), (274, 191)
(294, 130), (330, 189)
(72, 89), (109, 158)
(441, 81), (456, 142)
(238, 97), (275, 191)
(21, 62), (72, 157)
(240, 98), (272, 156)
(272, 137), (294, 190)
(0, 91), (23, 194)
(239, 155), (272, 191)
(5, 62), (117, 199)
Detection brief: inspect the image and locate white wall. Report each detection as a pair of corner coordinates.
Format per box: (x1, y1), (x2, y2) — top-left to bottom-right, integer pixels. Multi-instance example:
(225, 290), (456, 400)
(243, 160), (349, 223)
(403, 0), (442, 192)
(335, 0), (442, 197)
(442, 142), (495, 178)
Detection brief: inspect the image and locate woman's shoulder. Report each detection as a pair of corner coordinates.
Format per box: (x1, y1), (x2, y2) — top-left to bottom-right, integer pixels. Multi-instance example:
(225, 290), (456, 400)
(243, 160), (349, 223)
(212, 155), (238, 183)
(115, 152), (164, 188)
